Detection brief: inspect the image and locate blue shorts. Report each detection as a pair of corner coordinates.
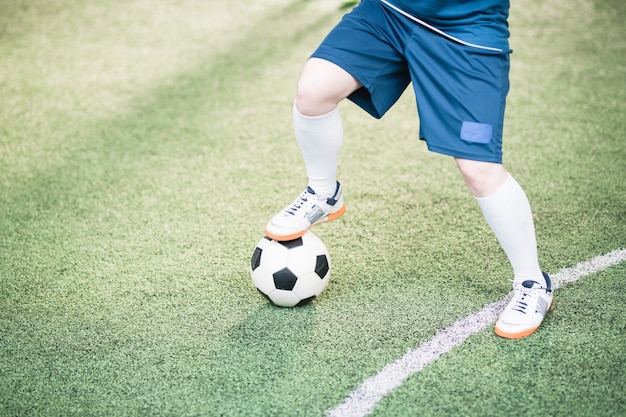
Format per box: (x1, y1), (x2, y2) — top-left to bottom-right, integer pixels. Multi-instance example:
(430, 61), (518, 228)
(311, 0), (512, 163)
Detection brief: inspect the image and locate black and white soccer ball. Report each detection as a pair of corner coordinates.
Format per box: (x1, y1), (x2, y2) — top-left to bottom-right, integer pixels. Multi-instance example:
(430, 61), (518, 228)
(250, 231), (331, 307)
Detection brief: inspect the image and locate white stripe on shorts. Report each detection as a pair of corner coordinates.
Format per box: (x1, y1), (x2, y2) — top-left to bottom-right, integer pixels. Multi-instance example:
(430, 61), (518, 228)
(378, 0), (504, 52)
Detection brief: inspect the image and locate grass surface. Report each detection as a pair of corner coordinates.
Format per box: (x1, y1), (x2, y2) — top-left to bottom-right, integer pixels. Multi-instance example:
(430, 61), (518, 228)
(1, 0), (624, 416)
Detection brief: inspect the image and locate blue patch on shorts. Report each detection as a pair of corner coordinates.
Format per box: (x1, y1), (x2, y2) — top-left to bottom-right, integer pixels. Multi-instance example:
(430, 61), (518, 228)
(460, 121), (493, 144)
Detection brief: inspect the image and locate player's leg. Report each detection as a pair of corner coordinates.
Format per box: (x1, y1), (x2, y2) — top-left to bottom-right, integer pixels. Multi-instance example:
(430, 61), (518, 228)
(265, 0), (411, 241)
(404, 21), (552, 338)
(455, 158), (552, 338)
(293, 57), (361, 196)
(455, 158), (543, 281)
(264, 59), (358, 241)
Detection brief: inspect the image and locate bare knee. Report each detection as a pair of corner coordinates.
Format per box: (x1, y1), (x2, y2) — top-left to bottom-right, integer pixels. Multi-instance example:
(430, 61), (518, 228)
(455, 158), (509, 197)
(295, 84), (335, 116)
(295, 58), (361, 117)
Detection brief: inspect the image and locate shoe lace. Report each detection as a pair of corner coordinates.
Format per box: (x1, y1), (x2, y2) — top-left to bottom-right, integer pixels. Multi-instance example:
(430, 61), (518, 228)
(285, 187), (317, 217)
(510, 281), (549, 315)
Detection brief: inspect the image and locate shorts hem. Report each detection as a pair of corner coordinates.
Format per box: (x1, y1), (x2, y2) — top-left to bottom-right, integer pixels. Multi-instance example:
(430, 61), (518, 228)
(310, 51), (385, 119)
(425, 143), (503, 164)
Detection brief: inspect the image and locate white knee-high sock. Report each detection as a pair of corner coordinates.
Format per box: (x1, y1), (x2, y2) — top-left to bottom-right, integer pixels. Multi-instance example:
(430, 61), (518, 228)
(293, 103), (343, 196)
(475, 174), (545, 285)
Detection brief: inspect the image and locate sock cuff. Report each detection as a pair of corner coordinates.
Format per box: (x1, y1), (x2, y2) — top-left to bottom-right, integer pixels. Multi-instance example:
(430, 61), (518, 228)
(474, 172), (513, 201)
(293, 102), (341, 133)
(475, 173), (526, 218)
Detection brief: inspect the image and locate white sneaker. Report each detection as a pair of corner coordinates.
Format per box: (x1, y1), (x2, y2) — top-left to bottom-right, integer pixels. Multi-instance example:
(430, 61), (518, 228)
(495, 272), (553, 339)
(265, 182), (346, 241)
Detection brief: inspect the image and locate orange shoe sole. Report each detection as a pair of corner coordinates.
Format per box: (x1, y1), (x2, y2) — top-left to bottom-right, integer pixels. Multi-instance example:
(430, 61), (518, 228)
(265, 204), (346, 241)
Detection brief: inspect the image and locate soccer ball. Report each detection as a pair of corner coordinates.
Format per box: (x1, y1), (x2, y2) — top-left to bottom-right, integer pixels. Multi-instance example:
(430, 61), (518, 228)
(250, 231), (331, 307)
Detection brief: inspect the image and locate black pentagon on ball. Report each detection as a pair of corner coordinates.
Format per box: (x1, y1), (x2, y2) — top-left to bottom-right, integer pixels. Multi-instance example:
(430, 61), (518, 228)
(277, 237), (303, 250)
(250, 247), (262, 271)
(315, 254), (330, 278)
(273, 267), (298, 290)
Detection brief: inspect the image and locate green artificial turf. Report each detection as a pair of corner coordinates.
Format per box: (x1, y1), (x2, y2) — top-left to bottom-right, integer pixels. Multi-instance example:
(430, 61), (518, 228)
(0, 0), (624, 416)
(372, 264), (626, 417)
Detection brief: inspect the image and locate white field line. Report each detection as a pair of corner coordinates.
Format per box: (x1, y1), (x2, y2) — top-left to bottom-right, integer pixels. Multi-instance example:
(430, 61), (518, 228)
(327, 248), (626, 417)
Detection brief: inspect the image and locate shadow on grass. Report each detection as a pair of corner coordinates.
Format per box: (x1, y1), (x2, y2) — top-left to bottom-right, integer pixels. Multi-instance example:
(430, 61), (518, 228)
(200, 302), (318, 415)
